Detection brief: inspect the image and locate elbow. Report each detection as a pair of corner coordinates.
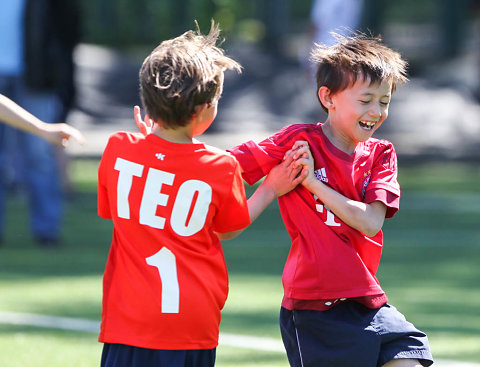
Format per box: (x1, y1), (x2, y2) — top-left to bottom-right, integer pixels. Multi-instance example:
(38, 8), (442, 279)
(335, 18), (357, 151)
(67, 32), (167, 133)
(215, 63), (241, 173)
(362, 226), (381, 237)
(216, 232), (232, 241)
(346, 201), (386, 237)
(215, 229), (243, 241)
(360, 220), (384, 237)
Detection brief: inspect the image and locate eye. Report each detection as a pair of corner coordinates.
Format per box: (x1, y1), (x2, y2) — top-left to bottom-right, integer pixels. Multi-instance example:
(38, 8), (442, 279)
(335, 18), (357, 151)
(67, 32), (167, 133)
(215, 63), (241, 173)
(359, 100), (370, 105)
(380, 101), (390, 107)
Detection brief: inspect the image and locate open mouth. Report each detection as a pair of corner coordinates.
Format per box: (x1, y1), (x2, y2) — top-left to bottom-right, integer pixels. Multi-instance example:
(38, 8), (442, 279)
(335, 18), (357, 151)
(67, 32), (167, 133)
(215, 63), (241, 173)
(359, 120), (377, 131)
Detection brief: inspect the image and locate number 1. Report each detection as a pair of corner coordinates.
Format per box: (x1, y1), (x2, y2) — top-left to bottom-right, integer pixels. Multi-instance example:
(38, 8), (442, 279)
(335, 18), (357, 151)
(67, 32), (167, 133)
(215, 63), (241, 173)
(146, 247), (180, 313)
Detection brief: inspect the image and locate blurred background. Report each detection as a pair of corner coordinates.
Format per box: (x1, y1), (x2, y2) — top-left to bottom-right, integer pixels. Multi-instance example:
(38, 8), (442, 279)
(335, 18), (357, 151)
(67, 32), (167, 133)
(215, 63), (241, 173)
(69, 0), (480, 162)
(1, 1), (480, 366)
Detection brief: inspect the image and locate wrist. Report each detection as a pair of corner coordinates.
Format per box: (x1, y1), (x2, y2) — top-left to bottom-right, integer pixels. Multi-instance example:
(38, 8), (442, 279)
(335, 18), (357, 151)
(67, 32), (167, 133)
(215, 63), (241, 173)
(301, 175), (317, 190)
(259, 179), (279, 200)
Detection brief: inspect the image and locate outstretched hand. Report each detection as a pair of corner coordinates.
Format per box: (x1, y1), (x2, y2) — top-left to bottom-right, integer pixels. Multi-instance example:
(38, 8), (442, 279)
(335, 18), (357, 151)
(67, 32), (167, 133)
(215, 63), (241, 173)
(134, 105), (153, 136)
(43, 123), (85, 148)
(263, 153), (308, 198)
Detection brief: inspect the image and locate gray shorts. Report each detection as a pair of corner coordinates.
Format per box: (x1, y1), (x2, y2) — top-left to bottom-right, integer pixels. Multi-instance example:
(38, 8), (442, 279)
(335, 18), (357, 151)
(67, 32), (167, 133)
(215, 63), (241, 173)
(280, 302), (433, 367)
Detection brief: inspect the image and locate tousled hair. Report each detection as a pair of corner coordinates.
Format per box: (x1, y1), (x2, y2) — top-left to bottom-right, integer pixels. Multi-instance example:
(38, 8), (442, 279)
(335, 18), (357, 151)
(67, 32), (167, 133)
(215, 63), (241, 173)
(139, 21), (241, 128)
(310, 32), (408, 112)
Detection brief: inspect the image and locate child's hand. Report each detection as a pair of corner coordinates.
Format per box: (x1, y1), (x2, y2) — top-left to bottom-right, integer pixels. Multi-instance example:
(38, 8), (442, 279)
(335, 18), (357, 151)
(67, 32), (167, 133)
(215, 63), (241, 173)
(134, 105), (153, 136)
(263, 155), (307, 198)
(41, 122), (85, 147)
(284, 140), (315, 188)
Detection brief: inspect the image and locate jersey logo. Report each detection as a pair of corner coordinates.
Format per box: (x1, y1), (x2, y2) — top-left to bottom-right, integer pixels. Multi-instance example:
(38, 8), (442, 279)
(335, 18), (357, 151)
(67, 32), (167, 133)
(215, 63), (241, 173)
(314, 167), (328, 183)
(312, 168), (341, 227)
(155, 153), (165, 160)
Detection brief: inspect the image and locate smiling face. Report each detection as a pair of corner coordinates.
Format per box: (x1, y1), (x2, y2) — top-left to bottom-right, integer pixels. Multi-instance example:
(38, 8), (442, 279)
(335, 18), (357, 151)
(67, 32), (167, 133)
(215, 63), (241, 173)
(320, 77), (392, 154)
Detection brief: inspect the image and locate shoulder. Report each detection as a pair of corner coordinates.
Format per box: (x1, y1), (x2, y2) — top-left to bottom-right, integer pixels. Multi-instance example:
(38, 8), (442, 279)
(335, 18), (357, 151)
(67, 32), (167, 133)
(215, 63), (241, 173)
(272, 123), (320, 143)
(277, 123), (319, 135)
(107, 131), (146, 145)
(101, 132), (147, 162)
(203, 143), (228, 156)
(364, 138), (398, 169)
(196, 145), (245, 185)
(202, 144), (241, 168)
(365, 137), (396, 154)
(103, 131), (146, 151)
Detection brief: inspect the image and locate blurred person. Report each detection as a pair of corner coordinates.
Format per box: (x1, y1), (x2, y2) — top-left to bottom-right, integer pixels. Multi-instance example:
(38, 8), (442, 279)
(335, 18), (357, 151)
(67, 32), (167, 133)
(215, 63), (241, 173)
(227, 33), (434, 367)
(300, 0), (364, 75)
(0, 0), (81, 247)
(311, 0), (364, 46)
(98, 23), (305, 367)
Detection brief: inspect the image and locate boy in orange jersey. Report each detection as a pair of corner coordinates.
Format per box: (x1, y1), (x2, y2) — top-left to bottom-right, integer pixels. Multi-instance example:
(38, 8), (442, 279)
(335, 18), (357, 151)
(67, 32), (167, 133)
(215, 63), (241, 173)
(97, 23), (305, 367)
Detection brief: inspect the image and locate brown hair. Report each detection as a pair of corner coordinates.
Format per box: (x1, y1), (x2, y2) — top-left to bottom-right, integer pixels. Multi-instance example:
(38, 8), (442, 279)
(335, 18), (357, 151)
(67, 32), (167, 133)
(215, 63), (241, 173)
(139, 22), (241, 128)
(310, 32), (408, 112)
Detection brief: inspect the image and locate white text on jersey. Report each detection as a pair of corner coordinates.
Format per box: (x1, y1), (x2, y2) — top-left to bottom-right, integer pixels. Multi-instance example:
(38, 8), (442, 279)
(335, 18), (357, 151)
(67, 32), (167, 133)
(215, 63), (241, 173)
(114, 157), (212, 236)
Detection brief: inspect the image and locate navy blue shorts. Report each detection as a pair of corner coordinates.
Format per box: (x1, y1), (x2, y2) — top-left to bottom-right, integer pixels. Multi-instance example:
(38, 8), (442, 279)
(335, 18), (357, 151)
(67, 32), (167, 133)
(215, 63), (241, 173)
(101, 343), (216, 367)
(280, 302), (433, 367)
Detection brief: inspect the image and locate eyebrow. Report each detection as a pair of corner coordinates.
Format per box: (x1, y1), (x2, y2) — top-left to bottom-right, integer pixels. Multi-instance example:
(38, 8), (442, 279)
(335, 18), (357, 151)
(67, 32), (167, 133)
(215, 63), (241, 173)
(360, 92), (391, 98)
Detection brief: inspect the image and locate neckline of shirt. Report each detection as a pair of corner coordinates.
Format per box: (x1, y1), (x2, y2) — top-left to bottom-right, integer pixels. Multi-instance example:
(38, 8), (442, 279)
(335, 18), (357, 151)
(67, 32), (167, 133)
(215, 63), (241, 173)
(315, 123), (365, 162)
(146, 133), (206, 150)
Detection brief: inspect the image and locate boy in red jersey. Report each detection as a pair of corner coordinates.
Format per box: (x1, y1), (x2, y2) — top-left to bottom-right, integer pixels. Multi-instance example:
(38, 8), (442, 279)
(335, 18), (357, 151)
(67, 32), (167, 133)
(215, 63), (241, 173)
(97, 23), (304, 367)
(227, 34), (434, 366)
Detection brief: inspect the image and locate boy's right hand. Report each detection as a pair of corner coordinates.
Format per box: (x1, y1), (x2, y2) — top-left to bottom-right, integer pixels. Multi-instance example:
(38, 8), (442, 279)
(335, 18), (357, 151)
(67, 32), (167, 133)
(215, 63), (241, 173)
(134, 105), (153, 136)
(284, 140), (316, 188)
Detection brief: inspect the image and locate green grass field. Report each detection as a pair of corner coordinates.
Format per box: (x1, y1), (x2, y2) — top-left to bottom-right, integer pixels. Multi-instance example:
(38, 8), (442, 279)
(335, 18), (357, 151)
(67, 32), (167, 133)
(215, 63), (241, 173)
(0, 159), (479, 366)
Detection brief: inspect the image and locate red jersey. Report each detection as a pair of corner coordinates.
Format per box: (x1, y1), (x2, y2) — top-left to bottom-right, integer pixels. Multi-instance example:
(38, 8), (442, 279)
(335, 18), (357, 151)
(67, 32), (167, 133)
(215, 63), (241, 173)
(228, 123), (400, 302)
(98, 132), (250, 350)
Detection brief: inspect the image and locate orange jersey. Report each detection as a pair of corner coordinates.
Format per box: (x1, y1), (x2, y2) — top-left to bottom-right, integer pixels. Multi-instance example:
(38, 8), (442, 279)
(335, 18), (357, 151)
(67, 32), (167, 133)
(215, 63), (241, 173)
(98, 132), (250, 349)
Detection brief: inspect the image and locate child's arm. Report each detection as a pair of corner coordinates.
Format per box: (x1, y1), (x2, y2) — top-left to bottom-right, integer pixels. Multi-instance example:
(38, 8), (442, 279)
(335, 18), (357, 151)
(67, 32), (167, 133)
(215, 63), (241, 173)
(216, 155), (307, 241)
(288, 141), (387, 237)
(134, 105), (306, 240)
(0, 94), (85, 147)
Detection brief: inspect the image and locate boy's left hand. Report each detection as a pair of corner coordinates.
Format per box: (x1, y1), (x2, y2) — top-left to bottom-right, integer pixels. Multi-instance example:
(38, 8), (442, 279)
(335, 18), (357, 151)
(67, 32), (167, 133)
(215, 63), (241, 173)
(134, 105), (153, 136)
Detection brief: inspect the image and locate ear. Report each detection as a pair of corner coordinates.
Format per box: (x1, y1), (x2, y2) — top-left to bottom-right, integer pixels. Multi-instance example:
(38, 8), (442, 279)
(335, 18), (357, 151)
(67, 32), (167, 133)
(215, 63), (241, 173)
(193, 103), (208, 115)
(318, 86), (334, 110)
(192, 103), (209, 118)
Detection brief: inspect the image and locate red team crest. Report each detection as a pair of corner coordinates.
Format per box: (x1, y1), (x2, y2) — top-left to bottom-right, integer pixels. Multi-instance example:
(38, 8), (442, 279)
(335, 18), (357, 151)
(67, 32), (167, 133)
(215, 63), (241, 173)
(362, 170), (372, 198)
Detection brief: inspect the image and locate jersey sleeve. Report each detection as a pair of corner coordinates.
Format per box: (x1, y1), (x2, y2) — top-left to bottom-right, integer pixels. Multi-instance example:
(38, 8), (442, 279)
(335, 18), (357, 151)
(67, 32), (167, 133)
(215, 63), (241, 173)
(97, 137), (113, 219)
(227, 128), (293, 185)
(212, 160), (250, 233)
(364, 142), (400, 218)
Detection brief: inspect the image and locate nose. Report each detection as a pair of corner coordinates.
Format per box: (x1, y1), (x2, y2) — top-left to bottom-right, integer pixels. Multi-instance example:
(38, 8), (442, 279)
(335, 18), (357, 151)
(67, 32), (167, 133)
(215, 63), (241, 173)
(368, 103), (381, 118)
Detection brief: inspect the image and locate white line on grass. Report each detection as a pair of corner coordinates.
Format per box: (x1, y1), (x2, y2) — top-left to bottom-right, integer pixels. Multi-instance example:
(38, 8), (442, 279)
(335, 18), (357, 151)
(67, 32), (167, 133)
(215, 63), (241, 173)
(0, 310), (284, 352)
(0, 311), (479, 366)
(0, 310), (100, 333)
